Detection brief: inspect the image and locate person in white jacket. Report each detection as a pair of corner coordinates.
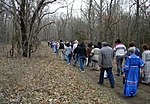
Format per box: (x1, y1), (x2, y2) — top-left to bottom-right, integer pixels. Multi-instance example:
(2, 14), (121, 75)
(141, 44), (150, 84)
(114, 39), (127, 76)
(91, 45), (100, 70)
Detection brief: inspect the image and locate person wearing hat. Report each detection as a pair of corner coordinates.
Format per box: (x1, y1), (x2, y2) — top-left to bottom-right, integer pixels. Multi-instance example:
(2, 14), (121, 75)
(122, 47), (144, 96)
(98, 42), (115, 88)
(114, 39), (127, 76)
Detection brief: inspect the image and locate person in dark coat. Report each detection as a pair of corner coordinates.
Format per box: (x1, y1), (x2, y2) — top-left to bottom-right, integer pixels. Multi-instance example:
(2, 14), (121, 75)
(77, 42), (87, 72)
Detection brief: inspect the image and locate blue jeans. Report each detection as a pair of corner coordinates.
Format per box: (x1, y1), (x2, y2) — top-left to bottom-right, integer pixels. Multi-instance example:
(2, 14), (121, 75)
(66, 54), (71, 64)
(116, 56), (124, 75)
(74, 54), (78, 66)
(78, 55), (85, 71)
(54, 47), (58, 55)
(99, 67), (115, 87)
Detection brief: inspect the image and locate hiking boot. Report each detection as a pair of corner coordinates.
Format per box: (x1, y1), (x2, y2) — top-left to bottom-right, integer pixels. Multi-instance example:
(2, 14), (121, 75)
(98, 82), (103, 85)
(111, 85), (114, 88)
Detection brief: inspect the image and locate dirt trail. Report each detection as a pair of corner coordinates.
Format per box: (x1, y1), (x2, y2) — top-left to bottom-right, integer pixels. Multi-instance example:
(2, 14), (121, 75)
(80, 65), (150, 104)
(0, 42), (127, 103)
(50, 42), (150, 104)
(0, 42), (149, 104)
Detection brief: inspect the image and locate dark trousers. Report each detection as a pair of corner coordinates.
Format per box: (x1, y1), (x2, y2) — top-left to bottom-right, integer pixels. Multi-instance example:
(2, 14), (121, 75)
(87, 56), (91, 66)
(116, 56), (124, 75)
(99, 67), (115, 87)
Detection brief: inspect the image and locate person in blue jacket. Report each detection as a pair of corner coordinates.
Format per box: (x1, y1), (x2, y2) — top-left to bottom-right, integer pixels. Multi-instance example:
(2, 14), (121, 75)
(122, 47), (144, 97)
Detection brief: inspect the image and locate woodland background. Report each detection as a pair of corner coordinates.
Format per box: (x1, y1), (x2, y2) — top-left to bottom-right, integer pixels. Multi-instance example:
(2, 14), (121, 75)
(0, 0), (150, 103)
(0, 0), (150, 57)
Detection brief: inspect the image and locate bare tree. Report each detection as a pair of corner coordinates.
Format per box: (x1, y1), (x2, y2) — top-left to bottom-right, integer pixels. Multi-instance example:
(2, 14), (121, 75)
(136, 0), (140, 47)
(1, 0), (64, 57)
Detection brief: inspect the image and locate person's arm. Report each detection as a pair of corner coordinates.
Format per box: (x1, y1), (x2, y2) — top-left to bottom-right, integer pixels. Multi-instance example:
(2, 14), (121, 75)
(90, 49), (94, 57)
(142, 52), (146, 63)
(124, 45), (127, 54)
(84, 48), (87, 57)
(98, 50), (102, 67)
(122, 58), (130, 78)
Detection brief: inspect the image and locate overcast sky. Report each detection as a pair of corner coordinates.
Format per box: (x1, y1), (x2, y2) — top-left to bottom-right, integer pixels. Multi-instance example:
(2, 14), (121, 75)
(49, 0), (150, 17)
(56, 0), (85, 16)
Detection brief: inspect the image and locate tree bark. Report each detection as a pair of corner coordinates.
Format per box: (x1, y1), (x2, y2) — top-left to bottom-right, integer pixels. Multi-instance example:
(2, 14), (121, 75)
(20, 0), (28, 57)
(88, 0), (93, 42)
(136, 0), (140, 47)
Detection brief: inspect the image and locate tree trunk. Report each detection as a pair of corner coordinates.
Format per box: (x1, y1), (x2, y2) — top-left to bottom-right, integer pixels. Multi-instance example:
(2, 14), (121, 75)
(136, 0), (140, 47)
(20, 0), (28, 57)
(98, 0), (103, 42)
(88, 0), (93, 42)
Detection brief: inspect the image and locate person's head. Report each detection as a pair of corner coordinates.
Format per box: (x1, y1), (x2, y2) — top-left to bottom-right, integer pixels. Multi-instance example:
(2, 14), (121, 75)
(142, 44), (149, 50)
(101, 42), (108, 47)
(128, 47), (136, 54)
(80, 42), (85, 47)
(94, 45), (98, 48)
(115, 39), (122, 44)
(97, 42), (101, 48)
(97, 42), (101, 46)
(88, 43), (92, 47)
(60, 40), (62, 42)
(81, 41), (84, 45)
(66, 42), (70, 47)
(129, 41), (136, 47)
(79, 42), (84, 47)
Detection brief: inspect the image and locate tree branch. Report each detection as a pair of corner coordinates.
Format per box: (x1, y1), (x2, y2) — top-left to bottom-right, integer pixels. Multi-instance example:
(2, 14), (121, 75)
(40, 6), (66, 19)
(37, 22), (55, 35)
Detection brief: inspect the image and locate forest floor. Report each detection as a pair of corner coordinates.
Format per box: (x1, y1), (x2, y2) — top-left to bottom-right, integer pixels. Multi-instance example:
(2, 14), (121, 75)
(0, 42), (150, 104)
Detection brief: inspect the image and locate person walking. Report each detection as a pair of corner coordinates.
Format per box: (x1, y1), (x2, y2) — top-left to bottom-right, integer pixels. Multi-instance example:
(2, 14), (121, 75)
(124, 41), (142, 85)
(73, 44), (79, 66)
(98, 42), (115, 88)
(125, 41), (141, 60)
(53, 41), (58, 55)
(122, 47), (144, 97)
(59, 40), (65, 60)
(141, 44), (150, 84)
(73, 40), (78, 60)
(114, 39), (127, 76)
(86, 42), (93, 67)
(77, 42), (87, 72)
(64, 42), (72, 65)
(91, 45), (100, 70)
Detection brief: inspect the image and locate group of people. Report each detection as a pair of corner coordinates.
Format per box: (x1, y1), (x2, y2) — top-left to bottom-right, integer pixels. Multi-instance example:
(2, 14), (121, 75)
(48, 39), (150, 97)
(112, 39), (149, 97)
